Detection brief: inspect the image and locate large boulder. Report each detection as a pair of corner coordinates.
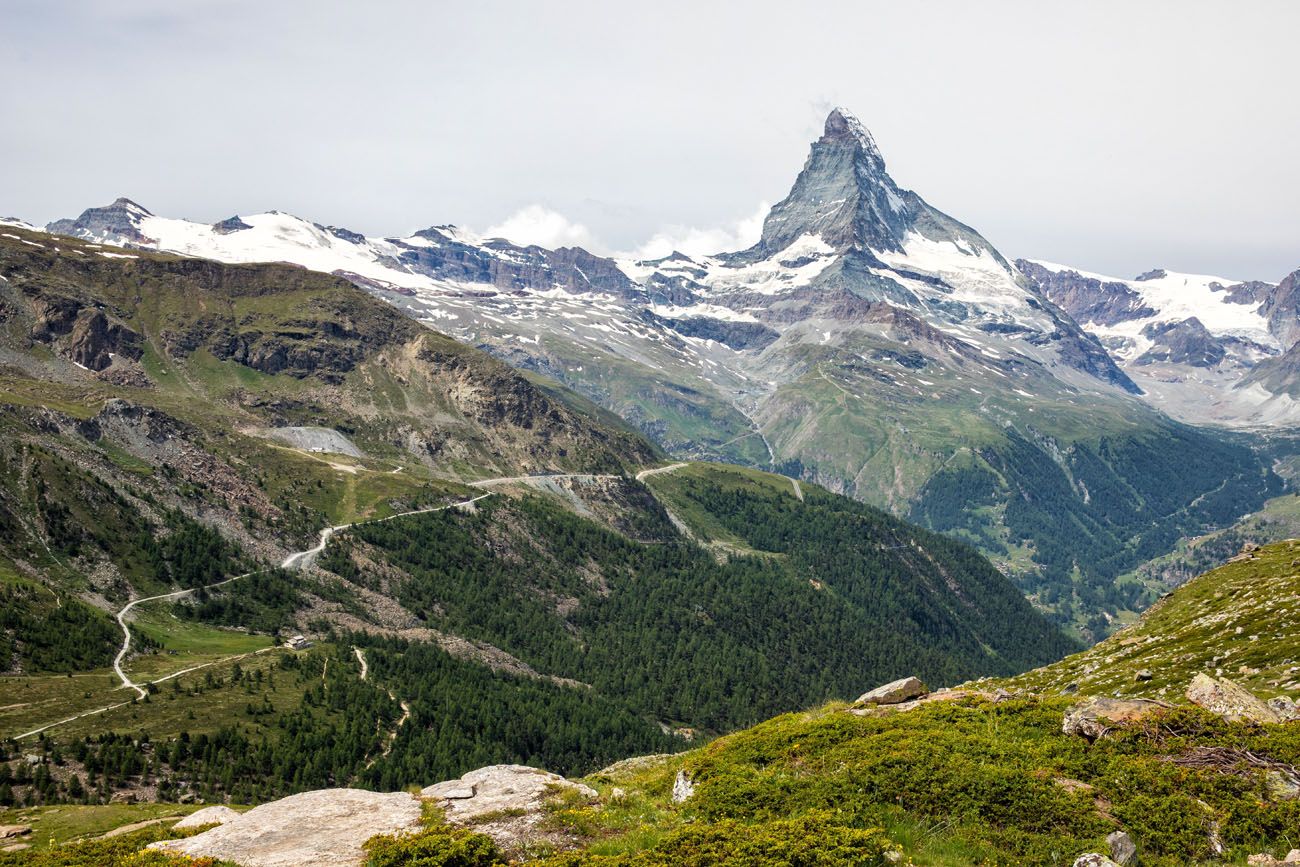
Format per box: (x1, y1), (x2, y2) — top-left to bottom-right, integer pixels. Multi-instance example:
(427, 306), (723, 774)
(671, 770), (695, 804)
(1186, 674), (1282, 724)
(1062, 697), (1169, 739)
(1107, 830), (1138, 865)
(173, 805), (241, 830)
(150, 788), (423, 867)
(421, 764), (597, 853)
(855, 676), (928, 705)
(1074, 855), (1122, 867)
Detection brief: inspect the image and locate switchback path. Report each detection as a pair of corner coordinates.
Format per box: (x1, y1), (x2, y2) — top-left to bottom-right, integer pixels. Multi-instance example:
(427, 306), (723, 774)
(112, 491), (494, 699)
(30, 460), (796, 740)
(469, 472), (620, 488)
(634, 462), (688, 482)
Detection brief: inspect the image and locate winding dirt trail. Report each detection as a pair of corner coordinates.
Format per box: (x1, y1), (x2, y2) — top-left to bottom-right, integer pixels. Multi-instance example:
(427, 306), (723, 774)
(26, 460), (802, 741)
(111, 492), (494, 700)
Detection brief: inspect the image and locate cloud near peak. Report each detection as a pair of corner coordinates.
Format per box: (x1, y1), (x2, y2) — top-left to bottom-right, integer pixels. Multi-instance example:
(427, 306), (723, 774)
(480, 202), (770, 261)
(628, 202), (769, 261)
(482, 205), (601, 251)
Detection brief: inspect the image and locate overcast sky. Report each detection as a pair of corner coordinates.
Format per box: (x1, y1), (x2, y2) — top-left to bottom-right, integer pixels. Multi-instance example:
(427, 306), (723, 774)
(4, 0), (1298, 279)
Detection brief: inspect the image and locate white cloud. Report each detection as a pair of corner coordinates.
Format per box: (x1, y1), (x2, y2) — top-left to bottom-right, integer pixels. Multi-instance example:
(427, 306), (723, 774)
(483, 205), (602, 251)
(629, 201), (769, 261)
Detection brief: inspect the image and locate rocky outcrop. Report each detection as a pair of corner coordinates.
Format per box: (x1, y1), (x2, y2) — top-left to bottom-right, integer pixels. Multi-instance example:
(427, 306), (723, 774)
(1248, 851), (1300, 866)
(395, 229), (643, 299)
(1135, 318), (1225, 367)
(1185, 674), (1282, 724)
(1106, 830), (1138, 865)
(1062, 697), (1170, 739)
(213, 215), (253, 234)
(1074, 854), (1122, 867)
(46, 197), (157, 245)
(25, 294), (142, 372)
(151, 788), (423, 867)
(1018, 260), (1156, 327)
(641, 310), (779, 351)
(1259, 268), (1300, 349)
(172, 805), (241, 830)
(422, 765), (597, 853)
(855, 676), (929, 705)
(671, 770), (695, 804)
(1267, 696), (1300, 721)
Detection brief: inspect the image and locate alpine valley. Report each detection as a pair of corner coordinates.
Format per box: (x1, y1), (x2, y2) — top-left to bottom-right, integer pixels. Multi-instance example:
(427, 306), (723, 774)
(25, 108), (1293, 636)
(3, 106), (1300, 867)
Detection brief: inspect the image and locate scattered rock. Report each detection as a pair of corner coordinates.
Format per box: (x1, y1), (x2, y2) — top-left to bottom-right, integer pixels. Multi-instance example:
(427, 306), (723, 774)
(1267, 696), (1300, 721)
(672, 770), (696, 804)
(0, 843), (29, 853)
(150, 788), (423, 867)
(1074, 854), (1121, 867)
(173, 805), (242, 830)
(422, 764), (596, 853)
(593, 753), (675, 777)
(1186, 674), (1281, 724)
(1265, 770), (1300, 801)
(104, 818), (178, 838)
(855, 676), (929, 705)
(1107, 830), (1138, 865)
(1051, 777), (1094, 795)
(1133, 669), (1153, 682)
(1062, 697), (1169, 739)
(848, 687), (990, 716)
(0, 826), (30, 840)
(1247, 851), (1300, 866)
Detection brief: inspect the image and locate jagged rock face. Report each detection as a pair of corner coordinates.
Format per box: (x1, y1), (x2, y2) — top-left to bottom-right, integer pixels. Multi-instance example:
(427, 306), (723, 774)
(752, 108), (914, 256)
(641, 310), (779, 351)
(212, 215), (252, 234)
(24, 292), (143, 372)
(1136, 317), (1226, 367)
(1017, 260), (1156, 327)
(1017, 258), (1300, 426)
(1260, 268), (1300, 349)
(1240, 339), (1300, 397)
(1215, 279), (1273, 305)
(396, 229), (643, 299)
(46, 197), (156, 245)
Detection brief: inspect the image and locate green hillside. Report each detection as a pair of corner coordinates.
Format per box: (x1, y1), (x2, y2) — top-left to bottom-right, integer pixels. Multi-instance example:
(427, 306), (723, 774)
(0, 228), (1076, 832)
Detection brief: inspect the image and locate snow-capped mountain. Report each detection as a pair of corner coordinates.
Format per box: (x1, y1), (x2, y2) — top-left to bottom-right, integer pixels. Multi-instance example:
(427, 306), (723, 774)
(38, 109), (1207, 486)
(37, 108), (1283, 624)
(1019, 260), (1300, 427)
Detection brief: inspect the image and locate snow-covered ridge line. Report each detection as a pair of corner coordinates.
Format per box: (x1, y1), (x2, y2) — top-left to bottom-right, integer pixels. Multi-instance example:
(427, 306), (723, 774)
(1021, 258), (1277, 345)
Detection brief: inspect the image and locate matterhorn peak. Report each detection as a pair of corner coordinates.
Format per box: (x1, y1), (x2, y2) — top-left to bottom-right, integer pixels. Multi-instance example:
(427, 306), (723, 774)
(821, 107), (885, 167)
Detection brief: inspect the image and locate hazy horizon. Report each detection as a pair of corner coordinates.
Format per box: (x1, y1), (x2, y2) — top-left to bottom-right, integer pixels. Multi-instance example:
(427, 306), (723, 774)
(4, 0), (1298, 280)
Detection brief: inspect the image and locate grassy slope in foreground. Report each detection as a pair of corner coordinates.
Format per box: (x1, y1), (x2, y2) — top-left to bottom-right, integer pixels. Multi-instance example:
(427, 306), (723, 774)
(361, 540), (1300, 867)
(1003, 538), (1300, 701)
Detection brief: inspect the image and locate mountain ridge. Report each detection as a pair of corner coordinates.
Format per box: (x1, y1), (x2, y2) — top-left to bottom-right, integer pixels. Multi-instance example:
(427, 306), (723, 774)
(28, 109), (1285, 635)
